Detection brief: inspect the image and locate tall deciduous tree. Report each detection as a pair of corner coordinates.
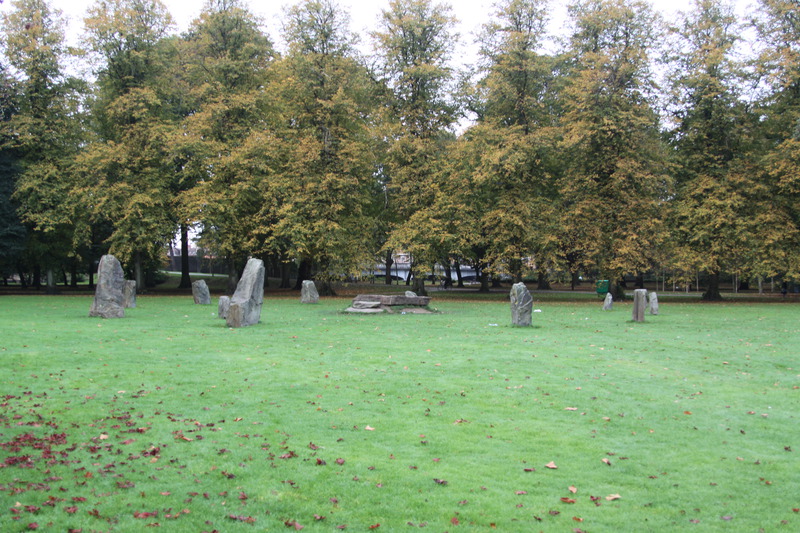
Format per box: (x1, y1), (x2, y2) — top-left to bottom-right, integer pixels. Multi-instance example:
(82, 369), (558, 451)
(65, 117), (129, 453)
(373, 0), (459, 281)
(81, 0), (176, 290)
(559, 0), (669, 300)
(177, 0), (275, 293)
(459, 0), (562, 285)
(2, 0), (86, 291)
(666, 0), (750, 300)
(253, 0), (378, 293)
(754, 0), (800, 280)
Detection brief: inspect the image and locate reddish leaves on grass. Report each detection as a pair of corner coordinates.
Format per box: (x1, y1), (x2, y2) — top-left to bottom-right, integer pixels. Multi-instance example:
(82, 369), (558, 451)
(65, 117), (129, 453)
(451, 516), (460, 525)
(368, 524), (380, 529)
(433, 478), (448, 486)
(335, 458), (345, 465)
(134, 511), (158, 519)
(284, 519), (303, 530)
(228, 514), (256, 523)
(560, 497), (576, 504)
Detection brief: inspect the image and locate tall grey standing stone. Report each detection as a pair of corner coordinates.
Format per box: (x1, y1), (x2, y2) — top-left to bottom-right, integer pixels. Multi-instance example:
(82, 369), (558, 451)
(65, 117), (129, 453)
(226, 258), (265, 328)
(509, 282), (533, 327)
(89, 254), (126, 318)
(123, 280), (137, 308)
(300, 280), (320, 304)
(218, 296), (230, 319)
(192, 280), (211, 305)
(632, 289), (647, 322)
(649, 291), (659, 315)
(602, 292), (613, 311)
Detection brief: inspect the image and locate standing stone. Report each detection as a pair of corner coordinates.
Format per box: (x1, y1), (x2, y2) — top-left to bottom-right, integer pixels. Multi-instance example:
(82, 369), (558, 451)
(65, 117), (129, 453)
(602, 292), (613, 311)
(192, 280), (211, 305)
(123, 280), (137, 308)
(89, 254), (126, 318)
(218, 296), (231, 319)
(300, 280), (320, 304)
(649, 291), (659, 315)
(509, 282), (533, 327)
(632, 289), (647, 322)
(226, 258), (265, 328)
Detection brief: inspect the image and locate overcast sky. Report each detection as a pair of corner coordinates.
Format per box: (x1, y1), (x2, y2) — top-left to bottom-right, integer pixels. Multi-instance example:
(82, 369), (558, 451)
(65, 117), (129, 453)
(2, 0), (756, 67)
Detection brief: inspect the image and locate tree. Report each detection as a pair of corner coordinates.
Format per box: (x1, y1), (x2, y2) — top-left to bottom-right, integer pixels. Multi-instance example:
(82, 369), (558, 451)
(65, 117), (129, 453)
(458, 0), (562, 285)
(559, 0), (670, 300)
(753, 0), (800, 281)
(2, 0), (87, 291)
(373, 0), (459, 282)
(176, 0), (275, 293)
(251, 0), (379, 293)
(665, 0), (750, 300)
(80, 0), (177, 291)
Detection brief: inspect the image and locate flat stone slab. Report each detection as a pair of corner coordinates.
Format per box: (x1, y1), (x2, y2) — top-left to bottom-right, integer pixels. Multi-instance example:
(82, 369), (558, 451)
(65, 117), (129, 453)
(345, 307), (387, 314)
(353, 294), (431, 306)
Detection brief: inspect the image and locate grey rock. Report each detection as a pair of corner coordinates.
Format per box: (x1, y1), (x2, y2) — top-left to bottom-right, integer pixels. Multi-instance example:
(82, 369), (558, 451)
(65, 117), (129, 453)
(301, 280), (320, 304)
(218, 296), (230, 319)
(649, 291), (659, 315)
(123, 280), (137, 308)
(405, 291), (417, 297)
(226, 258), (265, 328)
(632, 289), (647, 322)
(602, 292), (613, 311)
(345, 307), (386, 314)
(509, 282), (533, 327)
(192, 280), (211, 305)
(353, 300), (383, 309)
(89, 254), (126, 319)
(353, 294), (431, 306)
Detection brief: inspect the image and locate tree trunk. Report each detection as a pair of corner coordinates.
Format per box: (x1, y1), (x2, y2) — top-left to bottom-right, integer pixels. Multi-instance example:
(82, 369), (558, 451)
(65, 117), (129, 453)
(46, 268), (58, 295)
(293, 258), (312, 290)
(478, 268), (490, 293)
(443, 262), (452, 288)
(280, 260), (291, 289)
(635, 273), (644, 289)
(134, 252), (145, 293)
(32, 264), (41, 289)
(612, 280), (626, 302)
(570, 271), (580, 291)
(70, 263), (78, 287)
(226, 257), (240, 294)
(178, 224), (192, 289)
(384, 250), (394, 285)
(702, 271), (723, 301)
(537, 270), (552, 290)
(318, 280), (336, 296)
(454, 261), (464, 288)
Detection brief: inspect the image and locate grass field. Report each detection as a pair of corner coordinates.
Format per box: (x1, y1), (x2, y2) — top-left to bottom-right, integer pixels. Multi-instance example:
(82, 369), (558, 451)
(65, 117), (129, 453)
(1, 293), (798, 532)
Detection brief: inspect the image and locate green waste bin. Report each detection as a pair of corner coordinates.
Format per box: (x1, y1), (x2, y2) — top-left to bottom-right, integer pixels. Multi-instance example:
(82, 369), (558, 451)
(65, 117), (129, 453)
(595, 280), (609, 296)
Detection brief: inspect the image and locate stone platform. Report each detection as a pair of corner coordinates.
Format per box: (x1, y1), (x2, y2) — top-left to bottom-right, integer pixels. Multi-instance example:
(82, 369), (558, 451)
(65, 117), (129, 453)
(345, 294), (433, 314)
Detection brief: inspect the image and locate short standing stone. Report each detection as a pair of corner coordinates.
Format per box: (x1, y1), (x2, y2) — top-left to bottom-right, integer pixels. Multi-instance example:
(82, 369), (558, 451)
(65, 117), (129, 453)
(602, 292), (613, 311)
(649, 291), (659, 315)
(226, 258), (265, 328)
(192, 280), (211, 305)
(301, 280), (320, 304)
(405, 291), (417, 297)
(509, 282), (533, 327)
(632, 289), (647, 322)
(218, 296), (230, 319)
(124, 280), (137, 308)
(89, 254), (126, 318)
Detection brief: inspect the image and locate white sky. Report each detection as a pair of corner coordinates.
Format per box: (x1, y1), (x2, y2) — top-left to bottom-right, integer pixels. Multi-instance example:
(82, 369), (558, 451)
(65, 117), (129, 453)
(2, 0), (756, 67)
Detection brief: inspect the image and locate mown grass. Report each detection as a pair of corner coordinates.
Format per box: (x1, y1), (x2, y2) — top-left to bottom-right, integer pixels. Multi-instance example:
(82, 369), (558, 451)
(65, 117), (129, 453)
(1, 294), (798, 532)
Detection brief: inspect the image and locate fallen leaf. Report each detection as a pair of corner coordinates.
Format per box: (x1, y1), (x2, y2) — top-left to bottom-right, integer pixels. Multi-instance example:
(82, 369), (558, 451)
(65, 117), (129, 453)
(606, 494), (621, 501)
(365, 426), (375, 431)
(515, 491), (527, 495)
(450, 517), (460, 525)
(545, 461), (558, 469)
(368, 524), (380, 529)
(573, 516), (584, 522)
(560, 497), (576, 504)
(601, 458), (611, 466)
(433, 478), (448, 485)
(569, 486), (578, 494)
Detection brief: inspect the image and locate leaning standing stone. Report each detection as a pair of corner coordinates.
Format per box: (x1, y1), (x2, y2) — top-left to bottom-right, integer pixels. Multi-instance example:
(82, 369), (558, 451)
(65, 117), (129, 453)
(300, 280), (320, 304)
(509, 282), (533, 327)
(218, 296), (230, 319)
(602, 292), (613, 311)
(192, 280), (211, 305)
(632, 289), (647, 322)
(89, 254), (126, 318)
(124, 280), (137, 308)
(226, 258), (265, 328)
(649, 291), (659, 315)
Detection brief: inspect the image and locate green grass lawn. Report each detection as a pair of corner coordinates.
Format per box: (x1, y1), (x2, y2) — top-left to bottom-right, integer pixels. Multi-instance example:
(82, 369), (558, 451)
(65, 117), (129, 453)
(1, 295), (798, 532)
